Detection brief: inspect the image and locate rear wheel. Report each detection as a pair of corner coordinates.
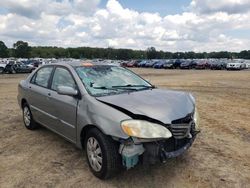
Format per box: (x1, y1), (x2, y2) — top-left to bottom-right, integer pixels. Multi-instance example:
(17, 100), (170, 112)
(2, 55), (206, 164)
(22, 103), (38, 130)
(0, 67), (4, 74)
(84, 128), (121, 179)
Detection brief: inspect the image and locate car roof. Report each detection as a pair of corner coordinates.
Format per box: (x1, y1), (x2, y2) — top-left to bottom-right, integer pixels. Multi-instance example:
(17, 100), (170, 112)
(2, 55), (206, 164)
(53, 60), (119, 67)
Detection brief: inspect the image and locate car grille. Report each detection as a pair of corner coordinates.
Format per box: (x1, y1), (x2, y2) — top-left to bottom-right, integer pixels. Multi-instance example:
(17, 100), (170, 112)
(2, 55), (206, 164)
(170, 123), (192, 139)
(170, 114), (194, 139)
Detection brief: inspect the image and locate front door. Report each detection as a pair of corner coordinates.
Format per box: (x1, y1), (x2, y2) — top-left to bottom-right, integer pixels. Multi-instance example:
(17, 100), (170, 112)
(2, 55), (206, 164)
(47, 67), (78, 143)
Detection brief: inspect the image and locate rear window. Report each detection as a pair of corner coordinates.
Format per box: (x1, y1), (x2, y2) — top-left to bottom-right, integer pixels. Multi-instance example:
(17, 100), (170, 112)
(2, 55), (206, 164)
(32, 66), (54, 88)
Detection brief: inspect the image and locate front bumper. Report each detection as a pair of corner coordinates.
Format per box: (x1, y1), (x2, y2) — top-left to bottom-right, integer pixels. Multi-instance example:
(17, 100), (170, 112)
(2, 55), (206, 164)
(160, 135), (196, 159)
(180, 65), (190, 69)
(142, 130), (199, 164)
(227, 67), (241, 70)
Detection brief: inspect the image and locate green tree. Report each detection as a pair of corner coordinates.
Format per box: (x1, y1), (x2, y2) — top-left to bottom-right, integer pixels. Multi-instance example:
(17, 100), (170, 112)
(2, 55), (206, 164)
(239, 50), (250, 59)
(2, 41), (249, 60)
(186, 51), (195, 59)
(0, 41), (9, 58)
(164, 52), (173, 59)
(146, 47), (157, 59)
(13, 41), (31, 58)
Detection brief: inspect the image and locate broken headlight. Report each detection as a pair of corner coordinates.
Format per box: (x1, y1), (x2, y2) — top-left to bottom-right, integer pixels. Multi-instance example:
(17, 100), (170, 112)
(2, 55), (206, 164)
(193, 107), (200, 129)
(121, 120), (172, 139)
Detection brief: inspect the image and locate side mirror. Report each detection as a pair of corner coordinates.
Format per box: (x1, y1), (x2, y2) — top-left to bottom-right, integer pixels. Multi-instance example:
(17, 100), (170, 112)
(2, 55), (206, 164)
(57, 86), (78, 96)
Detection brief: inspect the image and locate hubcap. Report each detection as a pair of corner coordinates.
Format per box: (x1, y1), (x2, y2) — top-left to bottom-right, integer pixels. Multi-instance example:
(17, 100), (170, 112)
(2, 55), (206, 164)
(23, 107), (31, 126)
(86, 137), (103, 172)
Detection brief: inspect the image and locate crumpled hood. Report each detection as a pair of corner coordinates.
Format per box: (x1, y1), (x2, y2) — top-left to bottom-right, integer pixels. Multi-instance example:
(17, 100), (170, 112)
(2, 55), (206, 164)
(96, 89), (195, 124)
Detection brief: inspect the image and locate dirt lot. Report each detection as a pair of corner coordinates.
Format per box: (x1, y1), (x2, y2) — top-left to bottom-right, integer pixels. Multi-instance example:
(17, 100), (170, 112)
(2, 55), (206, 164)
(1, 69), (250, 188)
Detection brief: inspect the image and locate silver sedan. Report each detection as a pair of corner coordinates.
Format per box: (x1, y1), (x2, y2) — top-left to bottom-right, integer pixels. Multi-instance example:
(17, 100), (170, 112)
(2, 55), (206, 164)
(17, 60), (200, 179)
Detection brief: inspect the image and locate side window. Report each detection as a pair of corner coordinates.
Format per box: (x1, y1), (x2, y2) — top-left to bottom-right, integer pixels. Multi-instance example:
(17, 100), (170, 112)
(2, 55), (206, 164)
(32, 67), (53, 88)
(51, 67), (76, 91)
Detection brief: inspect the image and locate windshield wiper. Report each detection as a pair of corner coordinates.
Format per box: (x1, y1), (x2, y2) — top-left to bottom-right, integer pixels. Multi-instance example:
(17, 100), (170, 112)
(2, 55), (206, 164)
(92, 86), (138, 93)
(92, 84), (155, 92)
(92, 86), (118, 91)
(112, 84), (155, 89)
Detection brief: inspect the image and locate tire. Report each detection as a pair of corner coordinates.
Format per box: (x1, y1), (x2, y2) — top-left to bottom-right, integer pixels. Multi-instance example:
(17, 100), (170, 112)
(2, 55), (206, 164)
(84, 128), (122, 179)
(11, 69), (16, 74)
(22, 103), (38, 130)
(0, 67), (4, 74)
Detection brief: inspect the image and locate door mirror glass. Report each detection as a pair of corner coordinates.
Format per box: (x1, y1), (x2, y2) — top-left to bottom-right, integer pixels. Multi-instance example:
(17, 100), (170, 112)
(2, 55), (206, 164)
(57, 86), (78, 96)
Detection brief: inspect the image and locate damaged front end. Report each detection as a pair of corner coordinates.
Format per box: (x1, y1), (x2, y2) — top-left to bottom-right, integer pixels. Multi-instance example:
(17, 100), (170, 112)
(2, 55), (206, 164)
(118, 113), (200, 169)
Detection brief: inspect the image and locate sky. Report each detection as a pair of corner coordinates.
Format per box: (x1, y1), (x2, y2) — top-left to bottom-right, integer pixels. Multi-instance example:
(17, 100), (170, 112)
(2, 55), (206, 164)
(0, 0), (250, 52)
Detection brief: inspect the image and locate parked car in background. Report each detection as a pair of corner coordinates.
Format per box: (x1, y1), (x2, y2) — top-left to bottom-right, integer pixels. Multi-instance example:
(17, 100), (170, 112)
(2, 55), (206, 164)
(4, 62), (36, 73)
(137, 60), (148, 67)
(133, 60), (142, 67)
(173, 59), (184, 69)
(226, 60), (245, 70)
(17, 61), (200, 179)
(27, 60), (42, 68)
(244, 60), (250, 69)
(163, 60), (175, 69)
(126, 60), (137, 67)
(153, 60), (166, 69)
(0, 62), (7, 73)
(210, 60), (227, 70)
(195, 60), (210, 69)
(180, 60), (197, 69)
(120, 61), (128, 67)
(4, 61), (16, 73)
(144, 60), (157, 68)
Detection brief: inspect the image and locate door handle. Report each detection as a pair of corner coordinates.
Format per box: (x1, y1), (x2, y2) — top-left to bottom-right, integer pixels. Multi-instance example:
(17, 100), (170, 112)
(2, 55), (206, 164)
(46, 93), (51, 100)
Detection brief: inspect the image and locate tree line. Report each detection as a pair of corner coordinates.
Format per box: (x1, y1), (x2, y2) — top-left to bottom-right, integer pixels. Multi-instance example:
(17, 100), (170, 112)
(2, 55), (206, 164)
(0, 40), (250, 60)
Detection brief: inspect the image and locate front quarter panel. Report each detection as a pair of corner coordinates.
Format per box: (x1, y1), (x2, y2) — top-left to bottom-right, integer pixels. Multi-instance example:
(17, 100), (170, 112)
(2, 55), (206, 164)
(76, 95), (131, 148)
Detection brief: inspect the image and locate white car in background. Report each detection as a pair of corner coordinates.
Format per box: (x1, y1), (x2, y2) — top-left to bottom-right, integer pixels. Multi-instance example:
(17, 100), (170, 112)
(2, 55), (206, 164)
(244, 60), (250, 69)
(226, 60), (245, 70)
(0, 62), (7, 73)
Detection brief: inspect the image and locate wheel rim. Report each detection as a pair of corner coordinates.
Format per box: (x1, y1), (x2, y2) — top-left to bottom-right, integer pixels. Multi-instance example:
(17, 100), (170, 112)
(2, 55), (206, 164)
(23, 107), (31, 126)
(87, 137), (103, 172)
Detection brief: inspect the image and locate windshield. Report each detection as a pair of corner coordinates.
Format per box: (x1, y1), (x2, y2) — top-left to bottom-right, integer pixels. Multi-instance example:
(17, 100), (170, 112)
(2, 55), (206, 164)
(75, 65), (153, 96)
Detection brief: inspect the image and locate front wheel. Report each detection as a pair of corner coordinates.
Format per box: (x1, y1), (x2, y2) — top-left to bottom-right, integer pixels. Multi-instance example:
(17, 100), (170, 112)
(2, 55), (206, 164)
(84, 128), (122, 179)
(22, 103), (38, 130)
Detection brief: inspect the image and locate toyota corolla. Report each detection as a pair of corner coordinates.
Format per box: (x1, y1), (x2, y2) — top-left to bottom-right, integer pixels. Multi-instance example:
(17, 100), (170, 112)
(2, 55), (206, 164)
(17, 61), (200, 179)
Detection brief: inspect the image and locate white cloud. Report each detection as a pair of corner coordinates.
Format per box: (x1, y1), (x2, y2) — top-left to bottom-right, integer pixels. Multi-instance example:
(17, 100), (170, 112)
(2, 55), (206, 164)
(190, 0), (250, 14)
(0, 0), (100, 19)
(0, 0), (249, 52)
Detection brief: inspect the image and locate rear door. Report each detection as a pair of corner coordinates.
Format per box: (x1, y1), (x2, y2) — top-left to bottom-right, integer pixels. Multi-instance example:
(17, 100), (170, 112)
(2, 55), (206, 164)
(28, 66), (57, 127)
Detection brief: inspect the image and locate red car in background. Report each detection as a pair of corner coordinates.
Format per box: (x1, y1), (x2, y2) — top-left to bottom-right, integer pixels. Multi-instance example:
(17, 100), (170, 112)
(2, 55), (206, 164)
(123, 60), (141, 67)
(126, 60), (136, 67)
(120, 61), (128, 67)
(195, 60), (210, 69)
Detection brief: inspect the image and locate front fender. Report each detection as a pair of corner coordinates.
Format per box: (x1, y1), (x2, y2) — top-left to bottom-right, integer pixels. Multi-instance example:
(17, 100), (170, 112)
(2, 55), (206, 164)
(76, 95), (130, 148)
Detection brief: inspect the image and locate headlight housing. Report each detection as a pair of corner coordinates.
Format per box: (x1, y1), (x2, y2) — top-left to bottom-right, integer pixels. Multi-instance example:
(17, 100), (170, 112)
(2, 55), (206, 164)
(189, 93), (195, 104)
(121, 120), (172, 139)
(193, 107), (200, 129)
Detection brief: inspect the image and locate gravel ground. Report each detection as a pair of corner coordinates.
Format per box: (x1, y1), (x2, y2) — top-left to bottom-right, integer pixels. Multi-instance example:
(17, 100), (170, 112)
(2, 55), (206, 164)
(0, 69), (250, 188)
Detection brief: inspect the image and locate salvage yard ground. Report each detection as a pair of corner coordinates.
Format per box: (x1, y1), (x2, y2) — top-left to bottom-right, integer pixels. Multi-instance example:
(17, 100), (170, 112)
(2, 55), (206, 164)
(0, 69), (250, 188)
